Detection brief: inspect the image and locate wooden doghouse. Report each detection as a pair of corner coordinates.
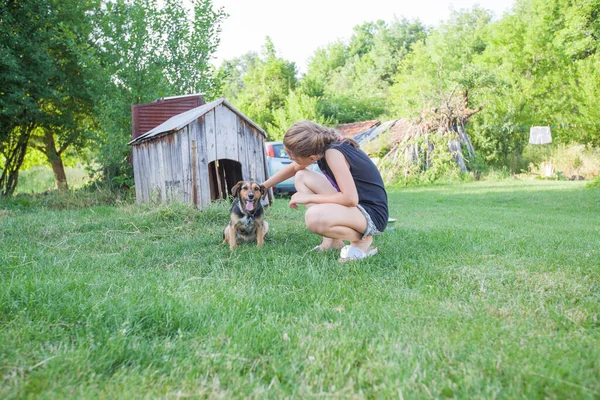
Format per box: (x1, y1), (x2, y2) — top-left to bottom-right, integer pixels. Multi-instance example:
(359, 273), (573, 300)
(128, 97), (273, 208)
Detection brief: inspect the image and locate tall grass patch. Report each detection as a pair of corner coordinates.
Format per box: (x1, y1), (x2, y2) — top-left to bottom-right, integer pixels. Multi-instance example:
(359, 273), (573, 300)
(15, 165), (90, 195)
(524, 143), (600, 180)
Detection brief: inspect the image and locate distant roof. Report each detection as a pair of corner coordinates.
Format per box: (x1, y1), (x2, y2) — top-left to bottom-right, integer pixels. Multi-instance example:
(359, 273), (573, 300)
(388, 118), (413, 143)
(128, 98), (266, 145)
(153, 93), (204, 102)
(336, 120), (381, 137)
(354, 119), (398, 146)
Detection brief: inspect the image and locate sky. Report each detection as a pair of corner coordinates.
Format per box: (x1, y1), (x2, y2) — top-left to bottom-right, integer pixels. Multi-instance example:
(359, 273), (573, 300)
(210, 0), (517, 74)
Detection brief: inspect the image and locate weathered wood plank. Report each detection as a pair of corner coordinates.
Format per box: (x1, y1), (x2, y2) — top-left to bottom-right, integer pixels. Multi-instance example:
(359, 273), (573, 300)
(143, 143), (151, 203)
(151, 140), (161, 202)
(158, 140), (167, 202)
(237, 120), (249, 180)
(204, 110), (217, 164)
(132, 147), (142, 204)
(166, 138), (174, 202)
(180, 126), (191, 203)
(137, 145), (146, 204)
(173, 130), (183, 202)
(197, 119), (211, 207)
(246, 126), (262, 181)
(191, 119), (210, 208)
(216, 104), (238, 161)
(140, 146), (148, 204)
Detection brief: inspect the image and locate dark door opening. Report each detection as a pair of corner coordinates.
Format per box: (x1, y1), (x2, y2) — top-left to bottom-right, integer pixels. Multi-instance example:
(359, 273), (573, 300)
(208, 159), (243, 200)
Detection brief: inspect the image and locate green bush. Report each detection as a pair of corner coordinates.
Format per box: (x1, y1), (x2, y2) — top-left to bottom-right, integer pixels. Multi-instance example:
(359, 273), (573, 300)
(379, 133), (470, 186)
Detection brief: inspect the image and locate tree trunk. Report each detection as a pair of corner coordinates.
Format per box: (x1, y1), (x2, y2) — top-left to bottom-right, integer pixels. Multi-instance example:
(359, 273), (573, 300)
(43, 130), (69, 191)
(50, 158), (68, 191)
(0, 124), (33, 198)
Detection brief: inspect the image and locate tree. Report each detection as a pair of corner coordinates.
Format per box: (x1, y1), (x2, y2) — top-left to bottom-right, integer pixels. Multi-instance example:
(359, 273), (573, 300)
(214, 52), (260, 101)
(0, 0), (99, 196)
(221, 37), (298, 136)
(471, 0), (600, 168)
(388, 7), (499, 169)
(390, 7), (493, 115)
(301, 18), (427, 124)
(268, 90), (333, 139)
(92, 0), (225, 187)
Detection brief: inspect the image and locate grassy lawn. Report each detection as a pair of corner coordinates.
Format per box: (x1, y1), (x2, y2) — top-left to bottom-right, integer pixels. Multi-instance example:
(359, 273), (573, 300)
(1, 180), (599, 398)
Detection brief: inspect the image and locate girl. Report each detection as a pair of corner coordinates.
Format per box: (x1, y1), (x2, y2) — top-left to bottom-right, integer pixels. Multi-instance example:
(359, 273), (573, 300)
(262, 121), (388, 262)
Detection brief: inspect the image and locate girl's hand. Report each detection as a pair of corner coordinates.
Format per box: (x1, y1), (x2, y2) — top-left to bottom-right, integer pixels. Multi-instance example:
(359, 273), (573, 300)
(289, 192), (310, 209)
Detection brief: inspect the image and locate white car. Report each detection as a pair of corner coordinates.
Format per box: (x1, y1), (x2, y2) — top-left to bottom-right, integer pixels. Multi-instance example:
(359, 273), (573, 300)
(265, 141), (321, 194)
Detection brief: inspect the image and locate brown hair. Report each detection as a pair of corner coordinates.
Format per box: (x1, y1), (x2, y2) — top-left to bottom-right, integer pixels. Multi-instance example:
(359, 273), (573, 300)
(283, 120), (359, 158)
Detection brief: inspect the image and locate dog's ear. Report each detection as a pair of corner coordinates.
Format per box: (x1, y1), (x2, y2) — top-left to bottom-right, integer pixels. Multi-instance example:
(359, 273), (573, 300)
(231, 181), (244, 197)
(259, 184), (267, 198)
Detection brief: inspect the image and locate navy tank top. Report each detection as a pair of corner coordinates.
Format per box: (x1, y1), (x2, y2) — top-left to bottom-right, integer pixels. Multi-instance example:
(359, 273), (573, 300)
(317, 141), (389, 232)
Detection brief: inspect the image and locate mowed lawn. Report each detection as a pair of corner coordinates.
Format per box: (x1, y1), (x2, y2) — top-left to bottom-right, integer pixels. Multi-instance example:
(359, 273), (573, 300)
(1, 180), (599, 399)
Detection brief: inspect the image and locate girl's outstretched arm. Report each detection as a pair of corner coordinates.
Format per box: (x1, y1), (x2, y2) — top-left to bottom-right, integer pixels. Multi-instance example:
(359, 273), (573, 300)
(289, 149), (359, 208)
(262, 162), (307, 192)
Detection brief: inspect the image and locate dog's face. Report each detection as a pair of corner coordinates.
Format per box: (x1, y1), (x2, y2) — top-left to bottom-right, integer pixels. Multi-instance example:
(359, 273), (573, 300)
(231, 181), (265, 213)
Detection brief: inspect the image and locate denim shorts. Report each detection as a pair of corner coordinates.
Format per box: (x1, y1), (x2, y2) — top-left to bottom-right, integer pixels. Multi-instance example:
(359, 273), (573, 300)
(357, 204), (383, 239)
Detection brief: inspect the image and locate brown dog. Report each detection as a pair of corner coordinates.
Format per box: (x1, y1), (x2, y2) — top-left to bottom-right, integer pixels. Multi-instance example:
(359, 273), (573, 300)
(223, 180), (269, 250)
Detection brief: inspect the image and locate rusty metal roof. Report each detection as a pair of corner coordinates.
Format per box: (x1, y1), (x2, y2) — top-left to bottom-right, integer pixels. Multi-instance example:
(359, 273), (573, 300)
(128, 97), (266, 146)
(336, 120), (381, 137)
(131, 94), (204, 140)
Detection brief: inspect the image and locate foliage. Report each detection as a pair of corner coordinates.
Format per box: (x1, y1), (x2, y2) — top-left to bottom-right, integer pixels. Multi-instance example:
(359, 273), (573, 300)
(91, 0), (226, 188)
(303, 18), (427, 123)
(5, 0), (600, 191)
(1, 183), (132, 211)
(317, 94), (387, 124)
(472, 0), (600, 168)
(214, 52), (260, 100)
(268, 90), (333, 140)
(389, 7), (494, 118)
(379, 133), (464, 186)
(0, 0), (99, 196)
(219, 37), (298, 135)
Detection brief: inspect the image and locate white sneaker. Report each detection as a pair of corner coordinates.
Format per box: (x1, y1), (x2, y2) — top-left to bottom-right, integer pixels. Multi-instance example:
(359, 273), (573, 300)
(338, 246), (378, 263)
(339, 245), (351, 259)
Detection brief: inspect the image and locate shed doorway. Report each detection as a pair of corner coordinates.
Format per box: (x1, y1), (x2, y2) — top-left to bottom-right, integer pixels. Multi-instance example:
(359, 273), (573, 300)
(208, 159), (243, 200)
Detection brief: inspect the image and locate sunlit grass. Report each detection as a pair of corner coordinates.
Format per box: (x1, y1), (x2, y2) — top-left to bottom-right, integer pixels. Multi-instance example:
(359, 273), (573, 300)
(15, 165), (90, 195)
(1, 180), (599, 398)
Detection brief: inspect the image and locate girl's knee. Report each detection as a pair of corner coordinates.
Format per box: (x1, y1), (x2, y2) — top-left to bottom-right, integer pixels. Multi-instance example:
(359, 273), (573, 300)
(305, 206), (328, 233)
(294, 169), (310, 189)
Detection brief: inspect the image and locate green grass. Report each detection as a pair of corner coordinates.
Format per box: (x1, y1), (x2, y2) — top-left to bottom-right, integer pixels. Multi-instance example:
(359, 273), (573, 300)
(15, 165), (90, 195)
(1, 180), (599, 399)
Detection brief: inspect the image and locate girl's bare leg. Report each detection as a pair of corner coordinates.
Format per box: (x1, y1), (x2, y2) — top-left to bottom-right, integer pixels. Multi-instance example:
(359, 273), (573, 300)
(294, 169), (372, 252)
(304, 203), (373, 253)
(294, 169), (345, 250)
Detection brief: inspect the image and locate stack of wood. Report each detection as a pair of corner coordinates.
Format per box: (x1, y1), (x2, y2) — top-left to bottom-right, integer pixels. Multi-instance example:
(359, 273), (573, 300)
(379, 88), (483, 179)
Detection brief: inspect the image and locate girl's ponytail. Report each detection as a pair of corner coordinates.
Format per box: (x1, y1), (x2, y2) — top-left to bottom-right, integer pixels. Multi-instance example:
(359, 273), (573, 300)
(283, 121), (358, 158)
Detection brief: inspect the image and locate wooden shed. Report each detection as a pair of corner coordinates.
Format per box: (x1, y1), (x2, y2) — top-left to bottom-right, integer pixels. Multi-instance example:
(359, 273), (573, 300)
(128, 97), (273, 208)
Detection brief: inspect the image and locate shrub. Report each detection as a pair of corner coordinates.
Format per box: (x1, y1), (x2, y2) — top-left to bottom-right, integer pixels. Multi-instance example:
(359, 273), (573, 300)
(378, 133), (467, 186)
